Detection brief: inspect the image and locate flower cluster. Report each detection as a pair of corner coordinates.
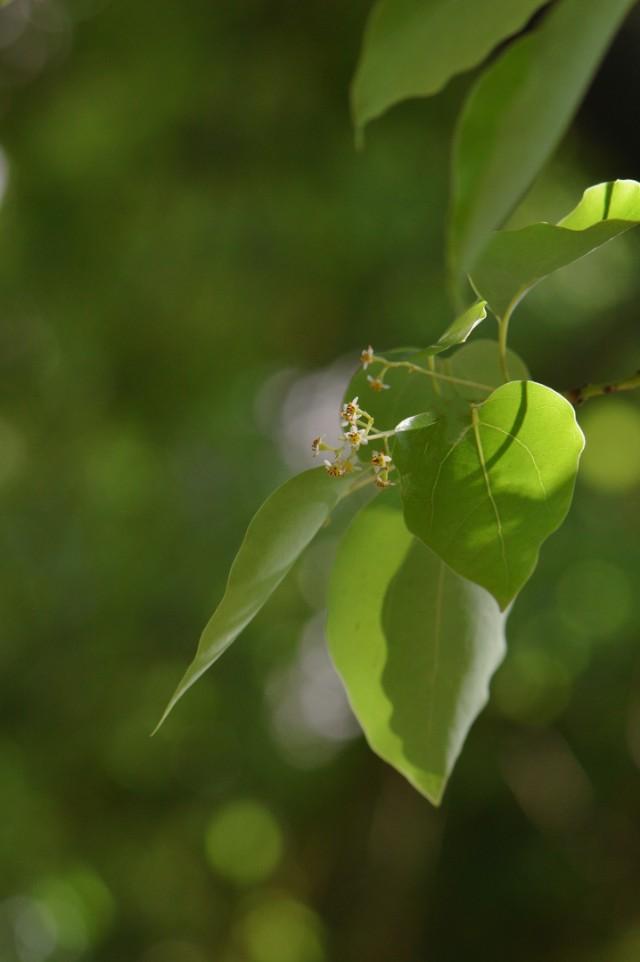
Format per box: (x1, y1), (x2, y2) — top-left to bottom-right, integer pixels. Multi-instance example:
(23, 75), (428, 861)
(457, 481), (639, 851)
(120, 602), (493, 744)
(311, 346), (395, 488)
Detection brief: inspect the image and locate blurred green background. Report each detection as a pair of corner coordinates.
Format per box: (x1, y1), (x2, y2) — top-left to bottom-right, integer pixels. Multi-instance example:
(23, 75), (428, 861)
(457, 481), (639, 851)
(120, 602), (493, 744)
(1, 1), (640, 960)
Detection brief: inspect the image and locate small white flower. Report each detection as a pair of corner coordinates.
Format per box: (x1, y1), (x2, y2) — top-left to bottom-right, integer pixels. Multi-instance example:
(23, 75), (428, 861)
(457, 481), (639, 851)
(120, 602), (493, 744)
(324, 456), (356, 478)
(324, 458), (346, 478)
(371, 450), (392, 470)
(367, 376), (390, 393)
(360, 345), (374, 369)
(345, 427), (368, 450)
(340, 397), (361, 426)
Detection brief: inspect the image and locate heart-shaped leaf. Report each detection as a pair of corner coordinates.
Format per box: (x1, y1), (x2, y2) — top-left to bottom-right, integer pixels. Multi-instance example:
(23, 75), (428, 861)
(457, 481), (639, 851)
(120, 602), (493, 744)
(450, 0), (636, 279)
(395, 380), (585, 609)
(471, 180), (640, 319)
(327, 495), (507, 804)
(156, 468), (351, 730)
(352, 0), (549, 136)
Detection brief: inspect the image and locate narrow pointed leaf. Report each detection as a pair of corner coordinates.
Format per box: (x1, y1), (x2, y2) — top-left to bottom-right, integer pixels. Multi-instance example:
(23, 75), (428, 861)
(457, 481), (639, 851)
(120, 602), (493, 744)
(395, 412), (438, 434)
(352, 0), (549, 134)
(450, 0), (636, 278)
(327, 496), (507, 804)
(426, 299), (488, 355)
(156, 468), (351, 730)
(471, 180), (640, 318)
(395, 381), (585, 609)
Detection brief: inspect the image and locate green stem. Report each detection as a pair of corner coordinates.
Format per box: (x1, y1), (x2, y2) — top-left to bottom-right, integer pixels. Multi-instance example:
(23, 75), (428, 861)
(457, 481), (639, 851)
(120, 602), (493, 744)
(372, 356), (493, 394)
(427, 355), (442, 396)
(564, 371), (640, 406)
(367, 430), (396, 441)
(497, 298), (518, 382)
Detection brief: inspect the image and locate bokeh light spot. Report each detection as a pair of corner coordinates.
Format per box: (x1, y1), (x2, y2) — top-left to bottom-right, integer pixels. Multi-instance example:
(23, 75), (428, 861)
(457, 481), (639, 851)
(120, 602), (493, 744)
(241, 896), (325, 962)
(1, 896), (56, 962)
(205, 800), (283, 886)
(492, 648), (572, 725)
(555, 559), (632, 640)
(579, 400), (640, 492)
(33, 867), (114, 952)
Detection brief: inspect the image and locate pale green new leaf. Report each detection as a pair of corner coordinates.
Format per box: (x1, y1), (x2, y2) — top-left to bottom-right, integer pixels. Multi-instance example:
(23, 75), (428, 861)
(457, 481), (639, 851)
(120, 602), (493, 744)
(471, 180), (640, 318)
(395, 381), (585, 609)
(395, 412), (438, 434)
(156, 469), (351, 730)
(352, 0), (549, 134)
(327, 496), (507, 804)
(450, 0), (636, 278)
(426, 299), (487, 355)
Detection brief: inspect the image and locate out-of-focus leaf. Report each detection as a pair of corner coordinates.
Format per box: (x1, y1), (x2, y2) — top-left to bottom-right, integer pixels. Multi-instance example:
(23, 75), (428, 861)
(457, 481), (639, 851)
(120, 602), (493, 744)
(471, 179), (640, 318)
(327, 495), (507, 804)
(156, 469), (351, 730)
(352, 0), (549, 135)
(450, 0), (636, 278)
(395, 381), (584, 609)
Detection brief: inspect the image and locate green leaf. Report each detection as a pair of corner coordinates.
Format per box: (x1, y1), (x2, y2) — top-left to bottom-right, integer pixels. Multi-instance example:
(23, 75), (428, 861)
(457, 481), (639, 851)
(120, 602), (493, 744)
(395, 380), (585, 609)
(450, 0), (636, 278)
(344, 339), (529, 448)
(327, 496), (507, 804)
(471, 180), (640, 319)
(427, 299), (488, 355)
(395, 412), (438, 434)
(155, 468), (351, 730)
(352, 0), (549, 135)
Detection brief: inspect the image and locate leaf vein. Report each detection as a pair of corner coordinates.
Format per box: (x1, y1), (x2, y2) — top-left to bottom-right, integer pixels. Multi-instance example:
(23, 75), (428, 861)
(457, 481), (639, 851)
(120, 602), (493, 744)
(481, 421), (549, 505)
(429, 425), (472, 529)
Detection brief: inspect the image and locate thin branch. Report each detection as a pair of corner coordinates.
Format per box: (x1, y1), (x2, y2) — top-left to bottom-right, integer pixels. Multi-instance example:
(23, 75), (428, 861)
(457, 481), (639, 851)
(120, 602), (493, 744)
(371, 355), (493, 393)
(564, 371), (640, 406)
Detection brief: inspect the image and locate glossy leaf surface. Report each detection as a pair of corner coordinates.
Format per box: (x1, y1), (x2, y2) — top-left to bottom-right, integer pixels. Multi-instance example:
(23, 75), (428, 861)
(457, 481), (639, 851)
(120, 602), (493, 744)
(396, 381), (585, 609)
(450, 0), (636, 277)
(327, 496), (507, 804)
(352, 0), (548, 134)
(471, 180), (640, 318)
(157, 469), (350, 729)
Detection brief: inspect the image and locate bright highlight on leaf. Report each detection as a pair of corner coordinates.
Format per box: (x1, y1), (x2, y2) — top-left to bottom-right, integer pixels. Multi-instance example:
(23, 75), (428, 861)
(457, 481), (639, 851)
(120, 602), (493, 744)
(395, 381), (585, 609)
(449, 0), (637, 278)
(471, 180), (640, 319)
(327, 496), (507, 804)
(352, 0), (549, 135)
(155, 468), (351, 731)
